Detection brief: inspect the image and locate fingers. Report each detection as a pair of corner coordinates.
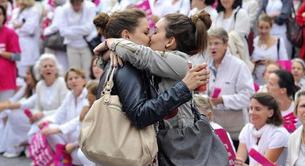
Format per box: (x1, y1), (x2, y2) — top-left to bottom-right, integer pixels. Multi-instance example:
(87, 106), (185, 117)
(118, 57), (124, 67)
(93, 42), (109, 56)
(110, 52), (118, 67)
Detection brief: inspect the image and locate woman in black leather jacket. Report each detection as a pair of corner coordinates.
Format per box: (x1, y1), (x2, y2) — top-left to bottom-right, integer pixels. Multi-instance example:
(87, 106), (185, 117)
(94, 9), (209, 128)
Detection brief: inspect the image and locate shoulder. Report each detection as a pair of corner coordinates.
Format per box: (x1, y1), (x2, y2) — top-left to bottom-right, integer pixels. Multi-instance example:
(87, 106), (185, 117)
(234, 8), (248, 17)
(36, 80), (45, 90)
(227, 53), (248, 67)
(270, 125), (290, 139)
(84, 0), (96, 9)
(2, 26), (17, 36)
(241, 123), (253, 134)
(55, 77), (66, 85)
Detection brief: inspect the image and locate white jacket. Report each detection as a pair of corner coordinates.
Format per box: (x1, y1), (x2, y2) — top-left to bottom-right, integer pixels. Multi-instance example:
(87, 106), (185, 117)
(287, 125), (304, 166)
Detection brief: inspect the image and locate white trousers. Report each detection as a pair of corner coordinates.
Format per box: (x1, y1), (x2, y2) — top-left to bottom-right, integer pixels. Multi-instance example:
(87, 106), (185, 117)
(67, 46), (92, 79)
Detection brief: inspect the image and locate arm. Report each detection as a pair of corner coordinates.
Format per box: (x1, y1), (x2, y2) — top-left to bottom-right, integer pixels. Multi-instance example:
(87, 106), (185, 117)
(0, 28), (21, 61)
(264, 148), (285, 163)
(222, 63), (254, 110)
(235, 143), (248, 165)
(114, 64), (192, 128)
(108, 39), (189, 80)
(274, 0), (292, 25)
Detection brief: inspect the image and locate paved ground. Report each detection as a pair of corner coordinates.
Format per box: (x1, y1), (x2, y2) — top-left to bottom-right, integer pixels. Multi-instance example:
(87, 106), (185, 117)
(0, 155), (31, 166)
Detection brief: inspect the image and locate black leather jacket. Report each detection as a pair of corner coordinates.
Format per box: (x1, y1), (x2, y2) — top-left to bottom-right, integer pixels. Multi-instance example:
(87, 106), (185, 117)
(97, 63), (192, 128)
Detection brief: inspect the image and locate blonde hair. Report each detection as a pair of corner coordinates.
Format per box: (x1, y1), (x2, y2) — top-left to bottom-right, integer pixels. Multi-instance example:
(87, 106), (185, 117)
(193, 94), (213, 115)
(294, 90), (305, 115)
(16, 0), (35, 8)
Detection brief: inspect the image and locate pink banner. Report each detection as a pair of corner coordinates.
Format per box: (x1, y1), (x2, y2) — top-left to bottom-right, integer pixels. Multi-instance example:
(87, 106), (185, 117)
(277, 60), (292, 72)
(135, 0), (155, 29)
(283, 112), (297, 133)
(212, 87), (221, 98)
(215, 128), (236, 166)
(29, 132), (54, 166)
(249, 148), (276, 166)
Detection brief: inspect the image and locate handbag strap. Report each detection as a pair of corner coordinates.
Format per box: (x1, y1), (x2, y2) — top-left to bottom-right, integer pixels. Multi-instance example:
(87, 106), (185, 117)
(102, 63), (117, 104)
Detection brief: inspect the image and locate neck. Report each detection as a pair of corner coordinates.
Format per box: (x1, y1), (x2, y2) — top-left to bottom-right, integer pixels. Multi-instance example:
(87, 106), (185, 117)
(278, 97), (292, 111)
(197, 3), (206, 10)
(260, 34), (271, 42)
(44, 77), (56, 86)
(73, 89), (83, 98)
(224, 9), (233, 18)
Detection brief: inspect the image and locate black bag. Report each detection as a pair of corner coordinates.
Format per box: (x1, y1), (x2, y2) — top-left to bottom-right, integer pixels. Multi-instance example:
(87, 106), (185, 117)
(286, 2), (304, 48)
(44, 31), (66, 51)
(157, 106), (229, 166)
(84, 35), (102, 54)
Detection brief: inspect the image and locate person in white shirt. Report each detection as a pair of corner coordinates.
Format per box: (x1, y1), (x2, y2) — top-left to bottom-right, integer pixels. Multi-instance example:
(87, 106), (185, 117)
(151, 0), (190, 18)
(207, 27), (255, 148)
(257, 61), (280, 93)
(29, 53), (68, 130)
(252, 14), (288, 85)
(41, 68), (89, 165)
(59, 0), (96, 79)
(213, 0), (250, 62)
(189, 0), (218, 22)
(291, 58), (305, 89)
(267, 69), (300, 133)
(287, 90), (305, 166)
(235, 92), (289, 166)
(9, 0), (40, 77)
(0, 66), (37, 158)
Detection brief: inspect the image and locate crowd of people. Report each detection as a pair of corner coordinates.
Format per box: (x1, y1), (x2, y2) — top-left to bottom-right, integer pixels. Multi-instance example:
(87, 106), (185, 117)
(1, 0), (305, 165)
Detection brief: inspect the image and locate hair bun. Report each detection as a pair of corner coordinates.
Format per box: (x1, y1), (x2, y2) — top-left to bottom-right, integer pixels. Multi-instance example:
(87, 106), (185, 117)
(93, 13), (110, 36)
(197, 11), (212, 30)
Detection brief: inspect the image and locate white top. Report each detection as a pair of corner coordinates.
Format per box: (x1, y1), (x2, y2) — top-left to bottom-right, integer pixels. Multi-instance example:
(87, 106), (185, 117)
(35, 77), (68, 117)
(295, 144), (305, 166)
(266, 0), (286, 35)
(242, 0), (260, 28)
(52, 88), (88, 141)
(151, 0), (190, 17)
(251, 36), (288, 85)
(208, 51), (254, 110)
(287, 126), (304, 166)
(213, 7), (250, 37)
(281, 102), (295, 117)
(59, 0), (97, 48)
(43, 6), (64, 36)
(9, 6), (40, 65)
(239, 123), (289, 166)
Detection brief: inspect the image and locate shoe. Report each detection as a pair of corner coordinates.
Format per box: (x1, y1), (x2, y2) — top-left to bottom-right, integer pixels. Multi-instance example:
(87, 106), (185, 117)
(2, 152), (20, 158)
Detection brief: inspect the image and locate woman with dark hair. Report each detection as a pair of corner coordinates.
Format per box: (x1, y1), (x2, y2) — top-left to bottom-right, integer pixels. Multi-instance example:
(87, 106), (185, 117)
(0, 66), (38, 158)
(213, 0), (250, 57)
(235, 92), (289, 166)
(189, 0), (218, 22)
(95, 10), (212, 129)
(267, 69), (300, 133)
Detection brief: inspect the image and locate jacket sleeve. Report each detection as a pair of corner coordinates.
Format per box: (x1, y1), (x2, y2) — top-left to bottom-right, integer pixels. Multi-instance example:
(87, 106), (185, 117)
(274, 0), (292, 25)
(110, 39), (188, 80)
(114, 65), (192, 128)
(222, 63), (254, 110)
(234, 9), (250, 36)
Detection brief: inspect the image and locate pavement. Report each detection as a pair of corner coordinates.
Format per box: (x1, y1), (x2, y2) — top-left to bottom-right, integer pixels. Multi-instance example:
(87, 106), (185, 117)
(0, 155), (31, 166)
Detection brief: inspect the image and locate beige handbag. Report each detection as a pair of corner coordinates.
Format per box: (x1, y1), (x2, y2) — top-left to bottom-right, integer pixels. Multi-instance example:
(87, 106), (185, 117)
(79, 67), (158, 166)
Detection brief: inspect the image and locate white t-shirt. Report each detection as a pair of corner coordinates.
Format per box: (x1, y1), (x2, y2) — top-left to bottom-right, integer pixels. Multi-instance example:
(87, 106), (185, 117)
(239, 123), (289, 166)
(295, 144), (305, 166)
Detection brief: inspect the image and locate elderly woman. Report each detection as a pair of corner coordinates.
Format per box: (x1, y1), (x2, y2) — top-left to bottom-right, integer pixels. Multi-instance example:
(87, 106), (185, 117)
(8, 0), (40, 77)
(207, 27), (254, 148)
(235, 93), (289, 166)
(29, 53), (68, 130)
(287, 90), (305, 166)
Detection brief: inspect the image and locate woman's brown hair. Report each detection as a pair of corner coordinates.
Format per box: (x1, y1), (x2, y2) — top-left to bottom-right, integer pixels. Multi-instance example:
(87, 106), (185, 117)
(93, 9), (146, 38)
(64, 68), (86, 89)
(251, 92), (283, 126)
(163, 10), (212, 55)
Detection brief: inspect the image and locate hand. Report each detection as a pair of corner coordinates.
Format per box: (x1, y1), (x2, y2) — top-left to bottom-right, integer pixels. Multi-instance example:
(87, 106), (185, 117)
(41, 127), (60, 136)
(210, 97), (223, 106)
(13, 21), (23, 29)
(182, 64), (209, 91)
(65, 143), (78, 154)
(93, 41), (109, 56)
(234, 157), (248, 166)
(31, 112), (44, 123)
(110, 51), (123, 67)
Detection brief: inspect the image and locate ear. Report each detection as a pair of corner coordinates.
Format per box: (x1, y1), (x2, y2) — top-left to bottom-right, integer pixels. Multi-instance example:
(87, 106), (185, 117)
(165, 36), (176, 50)
(121, 29), (130, 39)
(268, 109), (274, 118)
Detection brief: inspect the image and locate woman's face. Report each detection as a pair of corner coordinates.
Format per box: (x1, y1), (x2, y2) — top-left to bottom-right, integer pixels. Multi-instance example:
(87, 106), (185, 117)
(92, 58), (103, 80)
(263, 64), (280, 82)
(150, 18), (171, 51)
(249, 98), (273, 129)
(267, 73), (283, 98)
(220, 0), (235, 10)
(41, 59), (57, 81)
(291, 61), (305, 83)
(258, 20), (272, 37)
(0, 8), (4, 26)
(208, 36), (227, 62)
(296, 95), (305, 125)
(127, 17), (150, 46)
(67, 71), (86, 94)
(87, 91), (96, 107)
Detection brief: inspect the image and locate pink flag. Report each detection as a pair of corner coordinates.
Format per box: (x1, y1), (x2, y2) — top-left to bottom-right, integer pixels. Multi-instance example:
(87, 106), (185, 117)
(135, 0), (155, 29)
(215, 128), (236, 166)
(249, 148), (276, 166)
(277, 60), (292, 72)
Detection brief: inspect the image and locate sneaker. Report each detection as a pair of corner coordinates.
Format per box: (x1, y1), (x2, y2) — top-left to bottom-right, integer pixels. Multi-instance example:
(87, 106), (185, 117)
(2, 152), (20, 158)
